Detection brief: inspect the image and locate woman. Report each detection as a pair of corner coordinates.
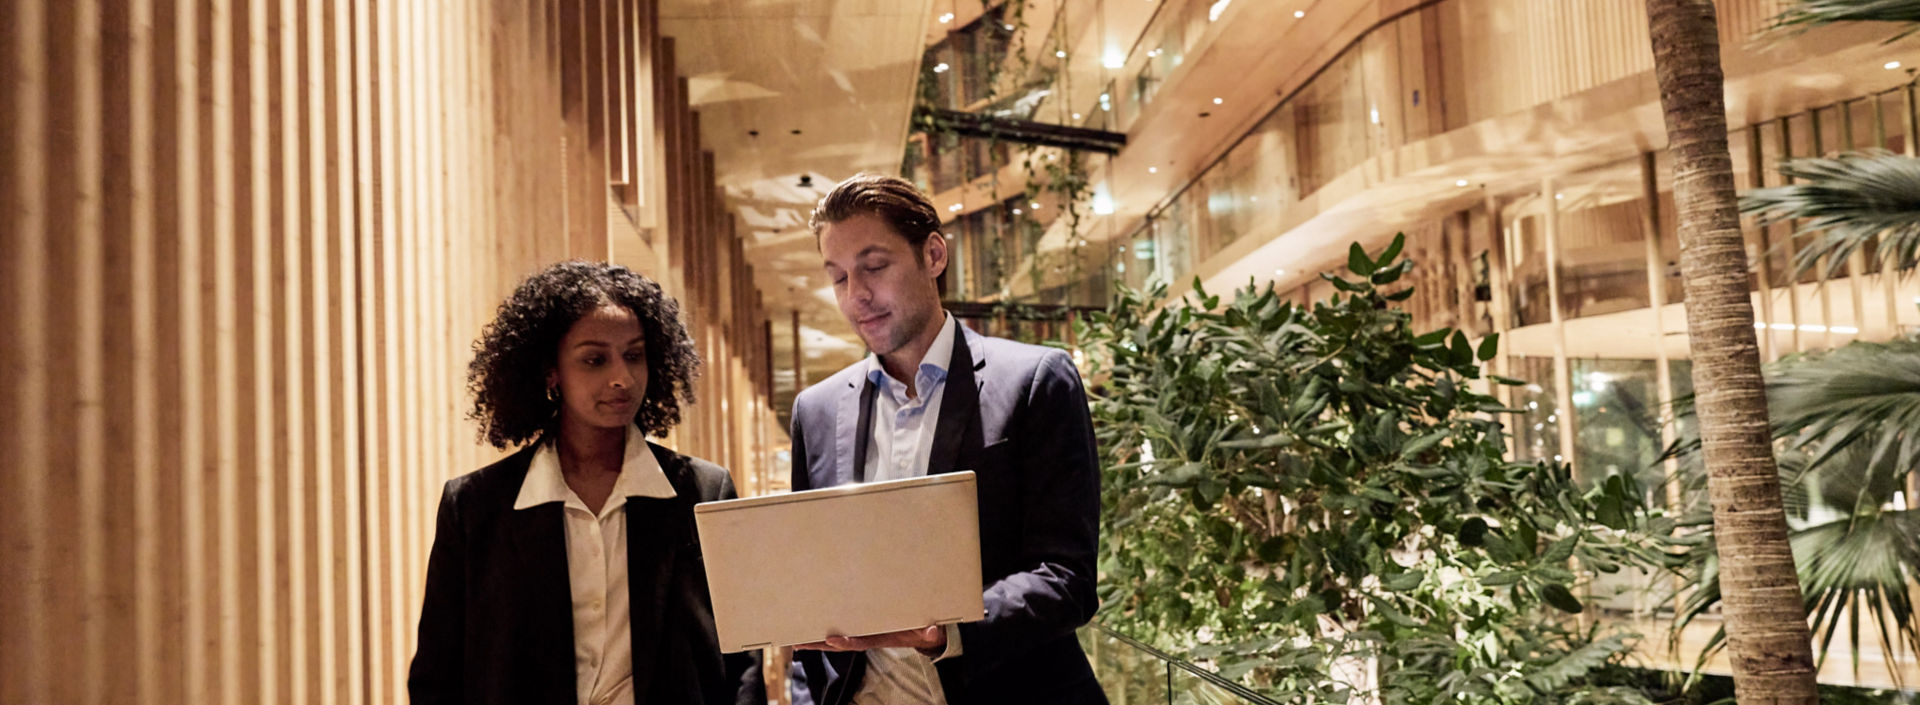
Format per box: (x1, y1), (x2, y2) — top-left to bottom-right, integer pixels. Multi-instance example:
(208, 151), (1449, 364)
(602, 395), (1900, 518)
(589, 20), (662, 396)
(409, 261), (757, 705)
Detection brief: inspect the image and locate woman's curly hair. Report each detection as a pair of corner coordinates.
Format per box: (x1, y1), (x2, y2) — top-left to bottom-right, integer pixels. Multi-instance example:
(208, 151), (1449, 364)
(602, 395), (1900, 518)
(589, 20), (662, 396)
(467, 261), (700, 449)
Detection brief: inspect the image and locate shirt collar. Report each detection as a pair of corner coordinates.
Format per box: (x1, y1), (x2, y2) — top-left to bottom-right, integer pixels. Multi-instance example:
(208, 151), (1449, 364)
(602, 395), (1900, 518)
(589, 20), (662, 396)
(513, 423), (677, 512)
(866, 312), (957, 389)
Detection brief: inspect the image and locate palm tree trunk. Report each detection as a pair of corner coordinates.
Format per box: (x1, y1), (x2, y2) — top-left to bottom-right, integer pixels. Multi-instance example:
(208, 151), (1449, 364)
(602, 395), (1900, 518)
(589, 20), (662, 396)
(1643, 0), (1819, 701)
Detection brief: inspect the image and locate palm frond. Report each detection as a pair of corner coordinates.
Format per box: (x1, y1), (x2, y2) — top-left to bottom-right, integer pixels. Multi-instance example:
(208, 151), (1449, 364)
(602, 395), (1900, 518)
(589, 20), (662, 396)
(1671, 510), (1920, 685)
(1524, 634), (1635, 693)
(1666, 340), (1920, 483)
(1794, 508), (1920, 683)
(1739, 152), (1920, 278)
(1665, 445), (1814, 520)
(1800, 441), (1909, 515)
(1770, 0), (1920, 39)
(1766, 339), (1920, 484)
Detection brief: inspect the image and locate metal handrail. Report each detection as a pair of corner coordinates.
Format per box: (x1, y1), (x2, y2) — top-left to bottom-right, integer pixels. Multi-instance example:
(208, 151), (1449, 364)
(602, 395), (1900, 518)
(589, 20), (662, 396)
(1089, 623), (1287, 705)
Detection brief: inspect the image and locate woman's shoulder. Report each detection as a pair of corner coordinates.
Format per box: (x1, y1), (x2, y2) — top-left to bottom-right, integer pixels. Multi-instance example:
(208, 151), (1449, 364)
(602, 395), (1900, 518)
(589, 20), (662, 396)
(441, 444), (541, 507)
(645, 442), (734, 502)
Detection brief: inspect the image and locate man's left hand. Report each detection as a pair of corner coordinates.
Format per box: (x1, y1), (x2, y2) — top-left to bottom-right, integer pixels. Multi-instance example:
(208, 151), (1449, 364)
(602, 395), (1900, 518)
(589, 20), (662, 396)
(795, 624), (946, 655)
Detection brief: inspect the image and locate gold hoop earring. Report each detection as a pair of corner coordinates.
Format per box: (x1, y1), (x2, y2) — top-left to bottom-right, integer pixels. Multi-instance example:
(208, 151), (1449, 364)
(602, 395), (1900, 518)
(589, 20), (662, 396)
(546, 387), (560, 403)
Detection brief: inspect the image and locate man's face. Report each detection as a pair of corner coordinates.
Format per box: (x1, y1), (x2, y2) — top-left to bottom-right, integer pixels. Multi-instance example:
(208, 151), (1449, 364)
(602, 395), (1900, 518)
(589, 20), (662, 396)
(818, 213), (947, 358)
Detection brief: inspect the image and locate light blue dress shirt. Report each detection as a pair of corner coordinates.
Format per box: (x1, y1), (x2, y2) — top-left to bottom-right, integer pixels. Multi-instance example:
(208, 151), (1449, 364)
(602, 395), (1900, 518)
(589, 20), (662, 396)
(853, 313), (963, 705)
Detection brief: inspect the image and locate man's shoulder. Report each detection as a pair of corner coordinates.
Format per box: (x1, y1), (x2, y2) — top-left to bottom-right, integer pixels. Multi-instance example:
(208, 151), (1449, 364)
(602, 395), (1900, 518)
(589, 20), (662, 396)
(793, 359), (869, 412)
(972, 333), (1076, 379)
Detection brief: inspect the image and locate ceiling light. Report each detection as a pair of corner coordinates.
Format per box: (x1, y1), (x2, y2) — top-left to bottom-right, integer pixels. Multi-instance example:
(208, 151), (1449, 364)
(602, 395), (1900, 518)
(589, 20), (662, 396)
(1212, 97), (1223, 105)
(933, 62), (949, 73)
(1004, 23), (1015, 30)
(1012, 208), (1023, 215)
(1294, 10), (1306, 18)
(1031, 201), (1042, 209)
(1555, 193), (1564, 200)
(1092, 193), (1115, 215)
(1274, 268), (1286, 276)
(1369, 107), (1379, 124)
(1148, 48), (1162, 57)
(1056, 50), (1067, 58)
(948, 203), (962, 212)
(1072, 112), (1082, 120)
(1456, 179), (1469, 187)
(1208, 0), (1233, 21)
(1148, 167), (1157, 173)
(1888, 60), (1903, 70)
(1103, 51), (1125, 69)
(939, 12), (954, 23)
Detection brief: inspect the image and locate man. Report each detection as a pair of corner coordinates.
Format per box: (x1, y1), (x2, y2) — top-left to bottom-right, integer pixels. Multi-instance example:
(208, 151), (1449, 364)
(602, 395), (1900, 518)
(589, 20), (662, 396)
(788, 173), (1107, 705)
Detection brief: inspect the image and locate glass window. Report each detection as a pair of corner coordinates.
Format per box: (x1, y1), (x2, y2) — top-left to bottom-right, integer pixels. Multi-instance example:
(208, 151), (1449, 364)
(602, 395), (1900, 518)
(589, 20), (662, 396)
(1158, 195), (1193, 285)
(1500, 191), (1553, 328)
(1569, 359), (1664, 497)
(1507, 356), (1561, 463)
(1554, 158), (1653, 321)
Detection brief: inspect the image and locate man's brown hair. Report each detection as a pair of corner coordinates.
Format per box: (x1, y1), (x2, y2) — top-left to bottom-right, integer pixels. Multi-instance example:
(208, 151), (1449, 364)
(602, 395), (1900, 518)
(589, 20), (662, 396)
(808, 173), (941, 256)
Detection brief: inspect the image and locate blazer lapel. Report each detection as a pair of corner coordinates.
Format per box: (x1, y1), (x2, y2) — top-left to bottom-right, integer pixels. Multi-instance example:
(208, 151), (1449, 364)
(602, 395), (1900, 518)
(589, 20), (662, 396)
(506, 500), (577, 703)
(850, 376), (878, 484)
(925, 328), (983, 478)
(624, 475), (687, 703)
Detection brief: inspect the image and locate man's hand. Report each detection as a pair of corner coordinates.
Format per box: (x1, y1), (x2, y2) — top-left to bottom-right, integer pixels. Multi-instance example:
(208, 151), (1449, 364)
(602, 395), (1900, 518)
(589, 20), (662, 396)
(795, 624), (946, 656)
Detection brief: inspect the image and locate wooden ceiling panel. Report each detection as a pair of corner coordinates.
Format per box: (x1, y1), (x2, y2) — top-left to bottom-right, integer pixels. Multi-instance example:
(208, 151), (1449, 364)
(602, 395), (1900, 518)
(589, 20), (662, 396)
(661, 0), (937, 382)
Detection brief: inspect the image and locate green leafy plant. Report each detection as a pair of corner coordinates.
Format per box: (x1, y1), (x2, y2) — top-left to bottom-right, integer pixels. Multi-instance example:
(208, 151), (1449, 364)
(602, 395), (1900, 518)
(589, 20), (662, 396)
(1740, 151), (1920, 278)
(1663, 339), (1920, 685)
(1081, 236), (1679, 703)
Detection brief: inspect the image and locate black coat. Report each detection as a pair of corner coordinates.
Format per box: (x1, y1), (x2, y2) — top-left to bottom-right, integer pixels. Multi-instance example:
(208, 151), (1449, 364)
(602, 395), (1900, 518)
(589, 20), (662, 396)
(788, 325), (1108, 705)
(408, 441), (759, 705)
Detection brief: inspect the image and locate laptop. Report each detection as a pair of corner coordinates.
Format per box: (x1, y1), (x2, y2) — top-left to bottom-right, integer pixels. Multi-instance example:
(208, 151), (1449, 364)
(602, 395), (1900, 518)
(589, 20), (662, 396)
(693, 471), (984, 653)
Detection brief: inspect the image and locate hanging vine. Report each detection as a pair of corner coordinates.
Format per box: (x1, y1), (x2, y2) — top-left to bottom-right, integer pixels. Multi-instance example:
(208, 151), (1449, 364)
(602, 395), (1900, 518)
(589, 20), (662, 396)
(908, 0), (1104, 305)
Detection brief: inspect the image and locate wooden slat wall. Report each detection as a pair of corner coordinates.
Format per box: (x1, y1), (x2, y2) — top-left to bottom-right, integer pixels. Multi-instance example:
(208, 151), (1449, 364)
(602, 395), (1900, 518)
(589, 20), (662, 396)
(1441, 0), (1783, 125)
(0, 1), (776, 703)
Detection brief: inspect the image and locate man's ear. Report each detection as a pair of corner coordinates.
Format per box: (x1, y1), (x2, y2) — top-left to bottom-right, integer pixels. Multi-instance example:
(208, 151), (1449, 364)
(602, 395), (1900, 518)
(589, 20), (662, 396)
(922, 231), (949, 280)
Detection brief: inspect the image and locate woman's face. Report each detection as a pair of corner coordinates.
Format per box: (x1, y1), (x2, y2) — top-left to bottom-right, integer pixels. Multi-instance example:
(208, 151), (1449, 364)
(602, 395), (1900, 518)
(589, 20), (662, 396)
(547, 303), (649, 432)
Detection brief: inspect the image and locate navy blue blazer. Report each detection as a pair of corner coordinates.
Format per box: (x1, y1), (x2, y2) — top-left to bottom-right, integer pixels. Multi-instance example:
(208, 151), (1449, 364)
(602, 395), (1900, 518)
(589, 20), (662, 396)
(407, 440), (761, 705)
(789, 324), (1107, 705)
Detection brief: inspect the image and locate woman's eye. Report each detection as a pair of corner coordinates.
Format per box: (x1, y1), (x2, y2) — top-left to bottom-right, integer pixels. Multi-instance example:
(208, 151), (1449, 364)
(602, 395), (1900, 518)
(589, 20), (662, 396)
(583, 356), (604, 366)
(624, 351), (644, 362)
